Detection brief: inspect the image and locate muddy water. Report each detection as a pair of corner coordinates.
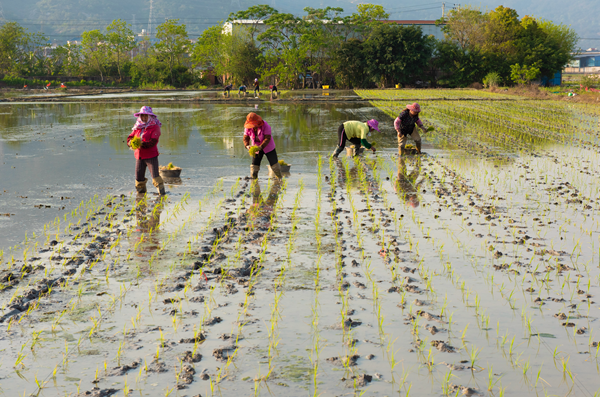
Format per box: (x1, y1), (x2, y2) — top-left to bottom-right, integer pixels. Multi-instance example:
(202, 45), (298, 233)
(2, 95), (600, 397)
(0, 101), (387, 248)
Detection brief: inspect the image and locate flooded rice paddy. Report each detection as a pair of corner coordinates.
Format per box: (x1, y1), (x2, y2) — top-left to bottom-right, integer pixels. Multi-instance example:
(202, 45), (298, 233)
(1, 90), (600, 397)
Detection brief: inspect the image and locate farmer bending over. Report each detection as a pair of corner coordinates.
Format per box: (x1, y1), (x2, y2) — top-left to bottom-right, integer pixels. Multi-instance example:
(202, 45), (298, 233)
(238, 85), (247, 96)
(395, 103), (428, 155)
(243, 112), (283, 179)
(331, 120), (378, 158)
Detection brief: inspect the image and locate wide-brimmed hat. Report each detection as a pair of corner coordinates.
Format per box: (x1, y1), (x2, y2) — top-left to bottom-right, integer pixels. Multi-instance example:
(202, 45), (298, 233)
(407, 103), (421, 113)
(366, 119), (379, 132)
(134, 106), (157, 117)
(244, 112), (264, 129)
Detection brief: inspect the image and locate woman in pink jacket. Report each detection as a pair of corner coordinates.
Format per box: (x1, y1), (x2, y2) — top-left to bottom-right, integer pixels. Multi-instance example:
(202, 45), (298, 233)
(242, 112), (282, 179)
(127, 106), (166, 195)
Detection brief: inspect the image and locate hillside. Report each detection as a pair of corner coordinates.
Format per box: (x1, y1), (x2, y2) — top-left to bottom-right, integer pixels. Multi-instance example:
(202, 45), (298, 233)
(1, 0), (597, 49)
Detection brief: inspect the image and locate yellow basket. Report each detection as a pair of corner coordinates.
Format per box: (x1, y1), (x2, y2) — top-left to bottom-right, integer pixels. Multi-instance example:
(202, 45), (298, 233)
(322, 85), (329, 89)
(395, 84), (400, 89)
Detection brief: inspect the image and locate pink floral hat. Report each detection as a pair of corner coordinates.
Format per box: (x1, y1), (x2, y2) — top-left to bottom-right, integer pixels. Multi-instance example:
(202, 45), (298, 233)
(366, 119), (380, 132)
(134, 106), (157, 117)
(407, 103), (421, 113)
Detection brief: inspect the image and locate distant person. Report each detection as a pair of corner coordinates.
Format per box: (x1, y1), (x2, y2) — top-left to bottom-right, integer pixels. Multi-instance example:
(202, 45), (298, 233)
(331, 120), (378, 158)
(223, 83), (233, 96)
(253, 78), (260, 96)
(127, 106), (166, 196)
(269, 84), (278, 96)
(395, 102), (428, 155)
(243, 112), (282, 179)
(238, 85), (247, 96)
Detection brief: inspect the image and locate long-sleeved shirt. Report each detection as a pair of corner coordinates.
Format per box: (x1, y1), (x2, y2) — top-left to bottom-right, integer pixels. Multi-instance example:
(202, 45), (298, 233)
(395, 109), (423, 136)
(243, 121), (275, 153)
(343, 121), (372, 149)
(127, 124), (161, 159)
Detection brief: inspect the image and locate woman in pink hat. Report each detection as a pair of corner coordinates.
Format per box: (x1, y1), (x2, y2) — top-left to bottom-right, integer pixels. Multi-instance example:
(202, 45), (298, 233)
(395, 103), (428, 155)
(331, 119), (378, 158)
(127, 106), (165, 195)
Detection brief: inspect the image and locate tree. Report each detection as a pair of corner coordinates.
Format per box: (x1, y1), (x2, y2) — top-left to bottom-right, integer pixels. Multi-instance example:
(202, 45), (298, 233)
(193, 24), (226, 83)
(0, 22), (48, 76)
(106, 19), (136, 82)
(81, 30), (110, 82)
(153, 19), (189, 86)
(510, 63), (540, 85)
(434, 41), (487, 87)
(259, 12), (307, 88)
(228, 5), (279, 41)
(438, 7), (487, 50)
(331, 38), (369, 88)
(362, 24), (434, 87)
(356, 4), (389, 21)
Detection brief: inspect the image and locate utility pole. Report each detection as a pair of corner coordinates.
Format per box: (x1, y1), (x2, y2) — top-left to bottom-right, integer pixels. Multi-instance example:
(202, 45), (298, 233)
(442, 2), (445, 17)
(132, 14), (136, 33)
(148, 0), (153, 38)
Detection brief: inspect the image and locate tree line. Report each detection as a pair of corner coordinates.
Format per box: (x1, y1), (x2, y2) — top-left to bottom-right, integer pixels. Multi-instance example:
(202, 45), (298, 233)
(0, 4), (578, 89)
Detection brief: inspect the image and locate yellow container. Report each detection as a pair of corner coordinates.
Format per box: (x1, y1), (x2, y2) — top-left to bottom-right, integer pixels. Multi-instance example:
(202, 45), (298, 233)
(395, 84), (400, 89)
(322, 85), (329, 89)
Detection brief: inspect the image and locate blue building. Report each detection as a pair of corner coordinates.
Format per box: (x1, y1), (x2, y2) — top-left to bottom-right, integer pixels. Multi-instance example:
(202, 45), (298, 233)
(564, 50), (600, 74)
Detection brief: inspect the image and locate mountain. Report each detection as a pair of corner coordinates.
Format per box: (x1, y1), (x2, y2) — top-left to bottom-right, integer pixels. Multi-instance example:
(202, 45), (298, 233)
(1, 0), (597, 50)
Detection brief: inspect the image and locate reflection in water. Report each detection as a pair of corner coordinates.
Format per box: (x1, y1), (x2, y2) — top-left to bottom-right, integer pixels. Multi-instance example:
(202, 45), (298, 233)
(247, 180), (282, 222)
(134, 196), (163, 254)
(333, 158), (361, 191)
(396, 157), (424, 208)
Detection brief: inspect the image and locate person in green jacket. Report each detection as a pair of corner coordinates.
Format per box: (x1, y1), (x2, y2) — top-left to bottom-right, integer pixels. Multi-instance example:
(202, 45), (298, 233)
(331, 119), (379, 157)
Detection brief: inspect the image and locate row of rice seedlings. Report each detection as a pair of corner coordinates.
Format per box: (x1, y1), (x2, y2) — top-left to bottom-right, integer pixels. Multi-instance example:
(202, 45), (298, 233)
(14, 184), (231, 396)
(388, 156), (590, 392)
(309, 156), (324, 396)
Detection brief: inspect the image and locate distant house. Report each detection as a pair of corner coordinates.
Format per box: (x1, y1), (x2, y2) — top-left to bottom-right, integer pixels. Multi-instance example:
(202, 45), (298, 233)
(564, 50), (600, 74)
(223, 19), (445, 40)
(382, 20), (445, 41)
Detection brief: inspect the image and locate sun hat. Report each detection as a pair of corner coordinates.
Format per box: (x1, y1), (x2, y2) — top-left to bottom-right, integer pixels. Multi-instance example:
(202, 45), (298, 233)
(407, 103), (421, 113)
(244, 112), (264, 129)
(134, 106), (157, 117)
(366, 119), (380, 132)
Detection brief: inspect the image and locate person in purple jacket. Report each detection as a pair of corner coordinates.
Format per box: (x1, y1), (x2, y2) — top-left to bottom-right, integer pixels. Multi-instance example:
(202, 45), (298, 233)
(242, 112), (282, 179)
(395, 102), (429, 155)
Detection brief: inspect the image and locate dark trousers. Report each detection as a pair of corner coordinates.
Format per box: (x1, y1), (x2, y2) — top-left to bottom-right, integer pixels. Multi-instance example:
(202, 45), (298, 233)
(252, 148), (278, 166)
(136, 156), (159, 181)
(337, 123), (361, 149)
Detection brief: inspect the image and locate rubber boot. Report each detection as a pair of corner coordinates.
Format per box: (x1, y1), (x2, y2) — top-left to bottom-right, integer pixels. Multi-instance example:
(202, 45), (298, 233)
(416, 141), (422, 154)
(270, 162), (283, 179)
(331, 146), (343, 158)
(152, 176), (166, 195)
(135, 178), (147, 195)
(251, 165), (260, 179)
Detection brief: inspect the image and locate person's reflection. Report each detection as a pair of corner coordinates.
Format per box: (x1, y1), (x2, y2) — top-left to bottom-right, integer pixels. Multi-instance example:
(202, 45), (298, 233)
(134, 197), (164, 254)
(396, 157), (424, 208)
(333, 157), (361, 191)
(247, 180), (282, 222)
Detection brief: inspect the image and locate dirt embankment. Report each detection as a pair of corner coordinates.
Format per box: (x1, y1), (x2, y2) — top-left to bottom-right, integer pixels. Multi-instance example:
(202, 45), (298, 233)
(490, 85), (600, 103)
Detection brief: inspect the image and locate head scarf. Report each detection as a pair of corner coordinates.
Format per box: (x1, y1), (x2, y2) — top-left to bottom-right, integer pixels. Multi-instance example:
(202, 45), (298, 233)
(244, 112), (264, 129)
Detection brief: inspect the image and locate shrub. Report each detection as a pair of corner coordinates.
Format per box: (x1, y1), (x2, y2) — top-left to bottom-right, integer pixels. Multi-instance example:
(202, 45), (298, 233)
(483, 72), (501, 88)
(580, 74), (600, 89)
